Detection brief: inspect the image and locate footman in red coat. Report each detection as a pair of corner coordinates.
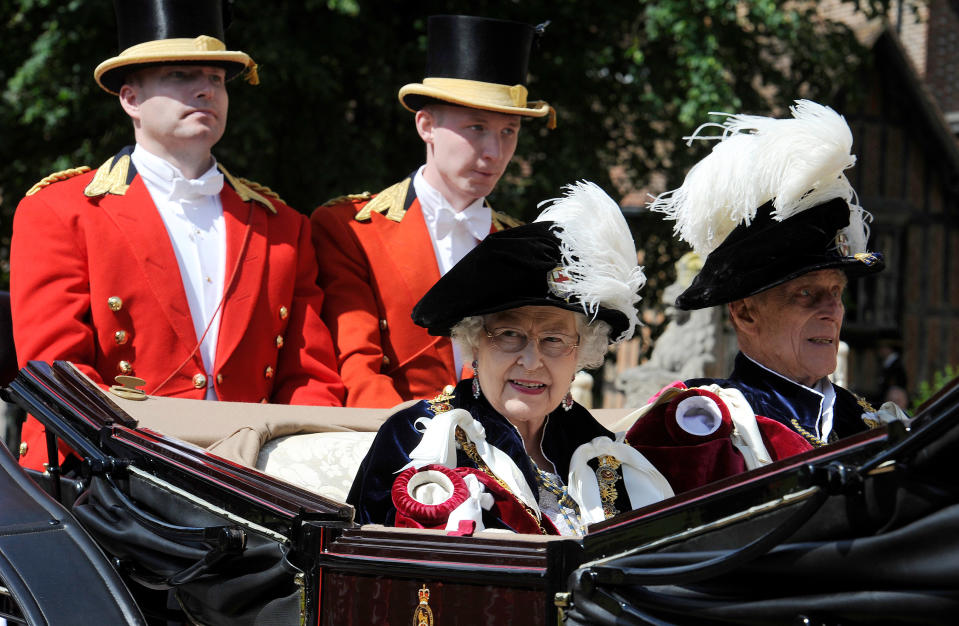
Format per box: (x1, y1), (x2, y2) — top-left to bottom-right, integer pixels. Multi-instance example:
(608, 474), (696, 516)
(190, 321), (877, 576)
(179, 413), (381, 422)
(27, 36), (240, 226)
(10, 0), (344, 470)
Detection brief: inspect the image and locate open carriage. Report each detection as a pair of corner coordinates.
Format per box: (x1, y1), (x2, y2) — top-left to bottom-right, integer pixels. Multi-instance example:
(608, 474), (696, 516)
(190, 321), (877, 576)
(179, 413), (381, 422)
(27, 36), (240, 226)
(2, 360), (958, 625)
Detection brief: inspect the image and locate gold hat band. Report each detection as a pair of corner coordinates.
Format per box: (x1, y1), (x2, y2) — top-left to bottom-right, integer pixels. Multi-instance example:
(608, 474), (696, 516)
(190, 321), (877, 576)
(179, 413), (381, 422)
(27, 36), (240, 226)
(422, 77), (529, 108)
(118, 35), (228, 57)
(94, 36), (254, 95)
(398, 77), (553, 126)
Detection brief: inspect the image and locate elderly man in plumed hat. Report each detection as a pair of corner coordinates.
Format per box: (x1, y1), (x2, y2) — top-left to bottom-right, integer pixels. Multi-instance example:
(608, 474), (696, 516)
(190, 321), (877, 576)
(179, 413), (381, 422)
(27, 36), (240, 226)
(640, 101), (890, 454)
(10, 0), (345, 471)
(311, 15), (555, 408)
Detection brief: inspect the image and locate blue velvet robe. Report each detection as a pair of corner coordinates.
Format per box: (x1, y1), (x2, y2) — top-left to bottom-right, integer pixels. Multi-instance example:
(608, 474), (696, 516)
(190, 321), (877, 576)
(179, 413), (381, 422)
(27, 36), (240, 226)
(346, 379), (613, 529)
(687, 352), (871, 446)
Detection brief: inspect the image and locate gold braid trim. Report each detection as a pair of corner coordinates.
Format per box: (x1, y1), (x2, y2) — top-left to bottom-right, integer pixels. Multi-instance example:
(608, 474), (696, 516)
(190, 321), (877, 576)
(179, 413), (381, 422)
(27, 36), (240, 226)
(491, 209), (523, 231)
(84, 155), (132, 197)
(354, 178), (410, 223)
(26, 166), (92, 196)
(789, 418), (838, 448)
(320, 191), (372, 207)
(219, 165), (278, 213)
(454, 427), (547, 535)
(238, 177), (284, 203)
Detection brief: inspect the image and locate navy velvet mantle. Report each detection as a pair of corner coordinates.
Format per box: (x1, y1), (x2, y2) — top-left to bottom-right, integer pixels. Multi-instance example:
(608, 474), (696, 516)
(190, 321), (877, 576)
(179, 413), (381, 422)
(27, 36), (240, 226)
(346, 379), (613, 528)
(686, 352), (869, 442)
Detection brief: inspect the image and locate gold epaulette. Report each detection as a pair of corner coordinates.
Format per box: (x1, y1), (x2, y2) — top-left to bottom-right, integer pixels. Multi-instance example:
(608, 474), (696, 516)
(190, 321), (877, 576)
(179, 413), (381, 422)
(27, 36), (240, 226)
(321, 192), (372, 207)
(354, 178), (411, 223)
(84, 154), (132, 197)
(491, 209), (524, 231)
(219, 165), (278, 214)
(25, 166), (92, 196)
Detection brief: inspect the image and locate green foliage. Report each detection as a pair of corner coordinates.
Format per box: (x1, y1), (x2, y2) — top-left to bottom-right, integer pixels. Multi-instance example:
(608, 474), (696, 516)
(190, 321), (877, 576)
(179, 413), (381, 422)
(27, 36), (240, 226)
(0, 0), (891, 290)
(910, 364), (959, 413)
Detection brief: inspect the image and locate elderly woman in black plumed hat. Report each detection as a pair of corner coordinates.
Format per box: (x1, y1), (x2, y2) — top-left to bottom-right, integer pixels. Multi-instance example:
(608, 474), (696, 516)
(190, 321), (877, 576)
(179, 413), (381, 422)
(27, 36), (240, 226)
(347, 182), (673, 536)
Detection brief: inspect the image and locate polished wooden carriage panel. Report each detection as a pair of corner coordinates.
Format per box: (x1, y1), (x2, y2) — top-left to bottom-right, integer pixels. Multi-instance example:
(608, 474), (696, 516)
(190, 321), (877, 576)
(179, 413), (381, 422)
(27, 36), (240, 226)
(320, 573), (549, 625)
(317, 527), (578, 625)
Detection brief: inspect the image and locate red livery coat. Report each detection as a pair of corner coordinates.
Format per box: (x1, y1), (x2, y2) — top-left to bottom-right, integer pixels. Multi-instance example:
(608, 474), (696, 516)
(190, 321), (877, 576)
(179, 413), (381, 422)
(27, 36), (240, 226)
(11, 149), (345, 470)
(310, 176), (520, 408)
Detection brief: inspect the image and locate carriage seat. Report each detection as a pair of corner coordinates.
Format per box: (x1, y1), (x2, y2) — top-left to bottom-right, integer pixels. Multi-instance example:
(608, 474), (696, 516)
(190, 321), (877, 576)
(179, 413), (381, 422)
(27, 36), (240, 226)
(253, 407), (637, 503)
(99, 372), (637, 506)
(256, 431), (377, 502)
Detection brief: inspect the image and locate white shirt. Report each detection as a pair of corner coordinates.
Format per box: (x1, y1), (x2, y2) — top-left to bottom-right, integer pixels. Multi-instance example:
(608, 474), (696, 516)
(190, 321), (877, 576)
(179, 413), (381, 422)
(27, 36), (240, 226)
(744, 354), (837, 440)
(131, 145), (225, 400)
(814, 378), (837, 441)
(413, 166), (492, 375)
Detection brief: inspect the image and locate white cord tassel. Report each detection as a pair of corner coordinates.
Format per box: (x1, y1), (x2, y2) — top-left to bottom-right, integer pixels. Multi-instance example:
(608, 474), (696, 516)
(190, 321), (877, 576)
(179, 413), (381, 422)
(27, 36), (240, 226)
(649, 100), (869, 256)
(535, 181), (645, 343)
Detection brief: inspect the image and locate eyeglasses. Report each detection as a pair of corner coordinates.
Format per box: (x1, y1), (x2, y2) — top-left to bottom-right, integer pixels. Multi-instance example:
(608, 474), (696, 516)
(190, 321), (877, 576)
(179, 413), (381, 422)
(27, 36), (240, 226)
(484, 326), (579, 358)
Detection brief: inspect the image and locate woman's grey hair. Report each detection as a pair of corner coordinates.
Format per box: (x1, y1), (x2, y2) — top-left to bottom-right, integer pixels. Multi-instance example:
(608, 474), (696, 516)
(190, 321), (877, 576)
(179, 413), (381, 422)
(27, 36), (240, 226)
(450, 311), (612, 371)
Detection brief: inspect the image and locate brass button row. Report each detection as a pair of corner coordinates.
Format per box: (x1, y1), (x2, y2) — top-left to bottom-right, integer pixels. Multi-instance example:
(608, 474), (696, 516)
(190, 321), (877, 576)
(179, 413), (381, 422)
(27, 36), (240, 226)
(107, 297), (288, 391)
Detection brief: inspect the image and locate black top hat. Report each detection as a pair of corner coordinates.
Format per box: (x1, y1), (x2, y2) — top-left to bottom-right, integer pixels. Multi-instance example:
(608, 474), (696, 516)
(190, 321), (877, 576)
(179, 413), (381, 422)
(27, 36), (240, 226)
(413, 182), (644, 342)
(94, 0), (257, 95)
(676, 199), (884, 309)
(649, 100), (885, 310)
(398, 15), (553, 122)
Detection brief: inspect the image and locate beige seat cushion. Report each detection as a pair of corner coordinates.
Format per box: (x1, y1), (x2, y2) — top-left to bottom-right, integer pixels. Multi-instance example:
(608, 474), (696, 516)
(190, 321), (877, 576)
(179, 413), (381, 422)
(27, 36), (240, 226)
(255, 431), (377, 502)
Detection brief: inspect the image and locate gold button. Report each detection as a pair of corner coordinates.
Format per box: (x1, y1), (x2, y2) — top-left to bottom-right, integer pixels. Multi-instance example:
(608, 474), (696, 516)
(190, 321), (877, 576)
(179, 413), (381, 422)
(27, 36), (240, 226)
(192, 373), (207, 389)
(379, 319), (388, 331)
(264, 365), (274, 379)
(114, 330), (129, 345)
(279, 306), (289, 320)
(275, 335), (284, 349)
(260, 397), (268, 404)
(382, 355), (391, 367)
(216, 373), (223, 385)
(108, 296), (123, 312)
(18, 442), (27, 457)
(118, 360), (132, 374)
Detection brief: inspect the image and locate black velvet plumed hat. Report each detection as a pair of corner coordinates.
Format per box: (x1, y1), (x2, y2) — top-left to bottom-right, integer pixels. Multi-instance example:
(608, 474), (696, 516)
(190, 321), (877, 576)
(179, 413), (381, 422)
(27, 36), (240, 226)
(398, 15), (554, 125)
(94, 0), (258, 95)
(676, 199), (883, 309)
(412, 182), (645, 343)
(649, 100), (884, 310)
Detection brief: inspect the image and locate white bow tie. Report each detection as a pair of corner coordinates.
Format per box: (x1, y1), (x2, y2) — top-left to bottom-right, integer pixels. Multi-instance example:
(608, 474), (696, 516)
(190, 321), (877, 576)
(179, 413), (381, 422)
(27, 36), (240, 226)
(169, 173), (224, 202)
(433, 207), (487, 240)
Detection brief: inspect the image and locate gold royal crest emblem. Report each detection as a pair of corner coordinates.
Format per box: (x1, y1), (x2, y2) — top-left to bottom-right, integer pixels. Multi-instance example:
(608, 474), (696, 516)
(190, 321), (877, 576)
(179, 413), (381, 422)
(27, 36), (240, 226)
(412, 584), (434, 626)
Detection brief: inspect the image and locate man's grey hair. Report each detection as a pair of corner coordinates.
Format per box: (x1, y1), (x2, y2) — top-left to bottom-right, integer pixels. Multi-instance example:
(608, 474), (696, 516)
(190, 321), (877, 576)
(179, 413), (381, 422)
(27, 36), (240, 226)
(451, 312), (611, 371)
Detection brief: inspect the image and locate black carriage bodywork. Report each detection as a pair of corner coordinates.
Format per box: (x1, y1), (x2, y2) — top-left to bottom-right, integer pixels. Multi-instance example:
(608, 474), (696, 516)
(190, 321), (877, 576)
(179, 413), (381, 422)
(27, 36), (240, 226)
(2, 360), (958, 625)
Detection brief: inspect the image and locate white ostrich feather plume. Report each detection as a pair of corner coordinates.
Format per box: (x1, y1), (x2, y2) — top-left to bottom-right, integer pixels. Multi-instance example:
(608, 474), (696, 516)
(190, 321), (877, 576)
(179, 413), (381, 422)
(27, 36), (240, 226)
(649, 100), (870, 256)
(534, 181), (645, 343)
